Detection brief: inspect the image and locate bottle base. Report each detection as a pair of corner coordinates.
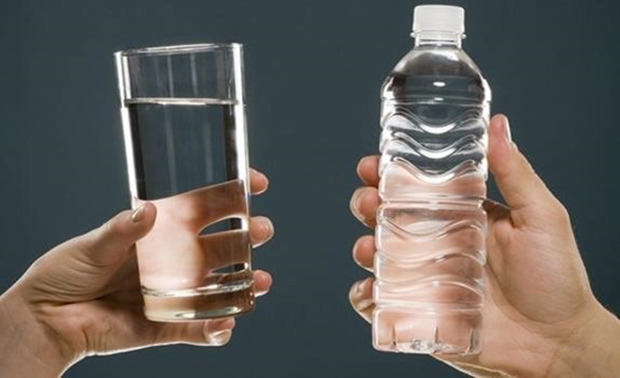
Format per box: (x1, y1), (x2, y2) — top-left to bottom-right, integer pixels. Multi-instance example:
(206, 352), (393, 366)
(142, 281), (255, 322)
(373, 339), (473, 355)
(373, 307), (481, 355)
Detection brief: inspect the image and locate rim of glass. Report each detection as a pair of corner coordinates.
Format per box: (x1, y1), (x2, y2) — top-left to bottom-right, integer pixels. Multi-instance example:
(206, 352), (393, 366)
(115, 43), (242, 57)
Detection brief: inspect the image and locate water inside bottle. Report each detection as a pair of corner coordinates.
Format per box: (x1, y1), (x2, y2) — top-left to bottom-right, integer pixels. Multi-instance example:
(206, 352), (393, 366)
(375, 45), (490, 354)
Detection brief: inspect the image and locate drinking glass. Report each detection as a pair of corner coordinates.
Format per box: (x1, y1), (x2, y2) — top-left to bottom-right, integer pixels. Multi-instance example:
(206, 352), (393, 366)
(115, 43), (253, 321)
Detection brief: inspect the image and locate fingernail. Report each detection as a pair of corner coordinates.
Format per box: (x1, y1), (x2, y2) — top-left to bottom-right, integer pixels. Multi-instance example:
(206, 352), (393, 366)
(131, 204), (146, 223)
(350, 188), (365, 216)
(258, 172), (268, 185)
(352, 238), (362, 257)
(260, 217), (274, 236)
(503, 116), (512, 142)
(209, 330), (232, 346)
(251, 168), (268, 184)
(356, 281), (364, 295)
(357, 156), (371, 175)
(357, 278), (369, 295)
(350, 281), (363, 300)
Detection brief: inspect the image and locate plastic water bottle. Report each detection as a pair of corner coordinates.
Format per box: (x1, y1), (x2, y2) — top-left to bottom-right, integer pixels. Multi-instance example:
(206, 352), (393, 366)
(373, 5), (491, 354)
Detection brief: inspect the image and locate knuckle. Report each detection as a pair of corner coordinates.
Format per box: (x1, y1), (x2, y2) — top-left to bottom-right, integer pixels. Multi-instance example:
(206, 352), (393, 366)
(97, 211), (131, 241)
(349, 189), (364, 215)
(218, 337), (232, 346)
(549, 201), (571, 225)
(96, 218), (117, 241)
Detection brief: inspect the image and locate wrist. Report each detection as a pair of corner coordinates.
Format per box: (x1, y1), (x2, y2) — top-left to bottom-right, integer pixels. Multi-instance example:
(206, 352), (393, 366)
(549, 301), (620, 377)
(0, 286), (79, 377)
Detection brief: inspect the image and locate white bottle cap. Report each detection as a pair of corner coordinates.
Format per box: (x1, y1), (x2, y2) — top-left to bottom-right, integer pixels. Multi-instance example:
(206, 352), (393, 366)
(412, 5), (465, 36)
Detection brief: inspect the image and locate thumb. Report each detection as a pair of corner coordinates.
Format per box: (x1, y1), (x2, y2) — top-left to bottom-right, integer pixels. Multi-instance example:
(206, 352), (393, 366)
(488, 115), (564, 225)
(77, 202), (157, 267)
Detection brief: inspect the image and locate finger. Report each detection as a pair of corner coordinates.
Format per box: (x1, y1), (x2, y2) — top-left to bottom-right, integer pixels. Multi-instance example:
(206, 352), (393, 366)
(77, 203), (157, 267)
(250, 168), (269, 195)
(173, 180), (246, 232)
(249, 216), (274, 247)
(253, 270), (272, 297)
(154, 317), (236, 347)
(202, 318), (235, 346)
(348, 278), (374, 323)
(357, 156), (380, 187)
(352, 235), (375, 272)
(488, 114), (561, 221)
(350, 187), (380, 228)
(197, 220), (272, 273)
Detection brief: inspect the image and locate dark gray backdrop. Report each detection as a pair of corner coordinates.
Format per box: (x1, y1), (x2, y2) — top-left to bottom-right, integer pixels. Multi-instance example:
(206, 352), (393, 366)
(1, 0), (619, 377)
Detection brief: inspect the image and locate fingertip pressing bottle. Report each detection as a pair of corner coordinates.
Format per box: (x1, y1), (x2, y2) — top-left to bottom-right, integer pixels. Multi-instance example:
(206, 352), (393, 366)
(373, 5), (491, 354)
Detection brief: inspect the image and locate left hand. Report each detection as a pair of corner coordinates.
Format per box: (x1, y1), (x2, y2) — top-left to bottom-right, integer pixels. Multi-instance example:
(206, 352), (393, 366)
(0, 168), (274, 377)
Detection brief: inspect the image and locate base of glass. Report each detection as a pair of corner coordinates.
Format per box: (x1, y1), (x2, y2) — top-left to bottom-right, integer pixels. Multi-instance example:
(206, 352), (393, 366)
(142, 281), (254, 322)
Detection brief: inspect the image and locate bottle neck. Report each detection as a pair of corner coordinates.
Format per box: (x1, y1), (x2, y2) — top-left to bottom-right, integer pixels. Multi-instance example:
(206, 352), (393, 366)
(413, 31), (463, 48)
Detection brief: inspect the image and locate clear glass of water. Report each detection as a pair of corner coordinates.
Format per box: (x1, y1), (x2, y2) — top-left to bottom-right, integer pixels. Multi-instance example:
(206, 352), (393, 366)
(114, 44), (253, 321)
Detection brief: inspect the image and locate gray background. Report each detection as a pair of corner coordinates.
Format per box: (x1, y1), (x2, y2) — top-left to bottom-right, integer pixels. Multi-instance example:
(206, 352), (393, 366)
(1, 0), (619, 377)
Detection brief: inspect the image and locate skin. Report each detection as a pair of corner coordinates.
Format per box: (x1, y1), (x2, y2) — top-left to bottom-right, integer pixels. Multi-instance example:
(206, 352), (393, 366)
(349, 114), (620, 377)
(0, 169), (274, 377)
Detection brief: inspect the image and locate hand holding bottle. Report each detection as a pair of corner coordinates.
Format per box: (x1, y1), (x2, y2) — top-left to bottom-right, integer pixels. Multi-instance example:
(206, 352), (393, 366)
(349, 115), (620, 377)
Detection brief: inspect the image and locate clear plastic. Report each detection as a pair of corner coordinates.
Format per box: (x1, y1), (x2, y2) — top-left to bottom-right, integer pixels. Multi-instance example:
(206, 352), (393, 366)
(373, 27), (491, 354)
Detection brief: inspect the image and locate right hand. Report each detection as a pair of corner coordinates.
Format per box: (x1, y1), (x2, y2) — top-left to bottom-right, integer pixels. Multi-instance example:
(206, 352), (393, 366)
(349, 114), (620, 377)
